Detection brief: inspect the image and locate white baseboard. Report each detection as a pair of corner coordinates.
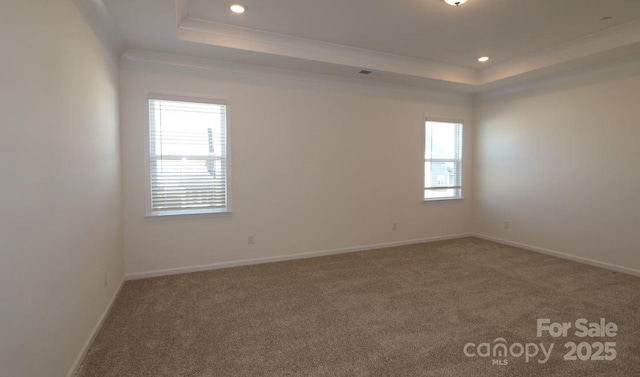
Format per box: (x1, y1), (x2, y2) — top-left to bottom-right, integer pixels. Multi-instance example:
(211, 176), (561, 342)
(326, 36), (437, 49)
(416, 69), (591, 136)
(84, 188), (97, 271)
(471, 233), (640, 277)
(125, 233), (472, 280)
(67, 277), (125, 377)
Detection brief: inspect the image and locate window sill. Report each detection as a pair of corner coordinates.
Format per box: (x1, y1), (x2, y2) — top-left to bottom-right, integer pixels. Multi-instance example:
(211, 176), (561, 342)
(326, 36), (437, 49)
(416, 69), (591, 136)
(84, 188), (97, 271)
(423, 196), (464, 202)
(145, 208), (232, 218)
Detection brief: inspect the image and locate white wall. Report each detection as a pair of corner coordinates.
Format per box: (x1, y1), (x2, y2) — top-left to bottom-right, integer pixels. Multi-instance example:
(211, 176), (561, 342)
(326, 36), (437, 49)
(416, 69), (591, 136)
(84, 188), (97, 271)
(473, 59), (640, 273)
(120, 58), (473, 277)
(0, 1), (123, 376)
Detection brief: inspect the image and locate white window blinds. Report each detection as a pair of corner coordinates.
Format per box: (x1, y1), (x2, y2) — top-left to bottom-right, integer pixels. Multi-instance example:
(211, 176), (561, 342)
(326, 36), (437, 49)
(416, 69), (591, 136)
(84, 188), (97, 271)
(148, 99), (228, 214)
(424, 121), (463, 200)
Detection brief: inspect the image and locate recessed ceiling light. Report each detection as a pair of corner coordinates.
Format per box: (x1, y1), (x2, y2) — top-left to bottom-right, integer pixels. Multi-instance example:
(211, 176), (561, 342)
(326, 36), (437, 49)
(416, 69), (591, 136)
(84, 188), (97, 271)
(478, 56), (489, 62)
(444, 0), (467, 6)
(230, 3), (247, 14)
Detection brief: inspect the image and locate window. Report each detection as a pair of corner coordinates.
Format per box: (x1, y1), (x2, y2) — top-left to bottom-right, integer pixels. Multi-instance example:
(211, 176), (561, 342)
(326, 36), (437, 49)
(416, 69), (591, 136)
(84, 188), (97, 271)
(424, 120), (463, 200)
(148, 98), (228, 215)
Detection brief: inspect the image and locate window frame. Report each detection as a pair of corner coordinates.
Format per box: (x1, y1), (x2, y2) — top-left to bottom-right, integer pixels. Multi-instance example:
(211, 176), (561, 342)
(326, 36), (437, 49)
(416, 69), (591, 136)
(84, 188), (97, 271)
(423, 118), (464, 202)
(144, 93), (232, 217)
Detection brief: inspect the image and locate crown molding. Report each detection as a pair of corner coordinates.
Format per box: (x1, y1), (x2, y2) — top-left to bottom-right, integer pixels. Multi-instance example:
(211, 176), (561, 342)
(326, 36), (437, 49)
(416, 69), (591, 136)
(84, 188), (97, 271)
(479, 19), (640, 84)
(120, 49), (472, 104)
(474, 51), (640, 103)
(170, 0), (640, 93)
(176, 17), (478, 85)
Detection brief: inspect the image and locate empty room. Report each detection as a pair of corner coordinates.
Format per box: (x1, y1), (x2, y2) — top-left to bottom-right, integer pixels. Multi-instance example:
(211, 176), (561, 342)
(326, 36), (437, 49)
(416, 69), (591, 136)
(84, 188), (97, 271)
(2, 0), (640, 376)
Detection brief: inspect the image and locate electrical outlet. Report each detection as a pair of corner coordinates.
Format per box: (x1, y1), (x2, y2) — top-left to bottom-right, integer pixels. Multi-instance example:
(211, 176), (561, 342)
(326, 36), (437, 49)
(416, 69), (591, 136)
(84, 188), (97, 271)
(392, 222), (398, 231)
(248, 235), (255, 245)
(504, 220), (511, 230)
(103, 271), (108, 287)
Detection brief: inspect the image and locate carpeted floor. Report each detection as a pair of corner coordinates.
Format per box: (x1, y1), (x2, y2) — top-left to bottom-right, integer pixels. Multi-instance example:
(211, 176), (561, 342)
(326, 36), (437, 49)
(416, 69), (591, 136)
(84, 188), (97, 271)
(76, 237), (640, 376)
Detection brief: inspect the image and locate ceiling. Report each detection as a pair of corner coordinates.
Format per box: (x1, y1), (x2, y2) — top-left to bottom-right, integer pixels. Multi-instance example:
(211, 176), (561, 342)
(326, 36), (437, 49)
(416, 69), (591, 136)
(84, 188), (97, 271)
(102, 0), (640, 93)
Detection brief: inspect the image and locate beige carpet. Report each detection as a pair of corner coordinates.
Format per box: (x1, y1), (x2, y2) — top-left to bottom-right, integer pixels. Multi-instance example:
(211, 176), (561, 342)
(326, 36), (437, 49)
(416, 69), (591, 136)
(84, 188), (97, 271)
(76, 238), (640, 376)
